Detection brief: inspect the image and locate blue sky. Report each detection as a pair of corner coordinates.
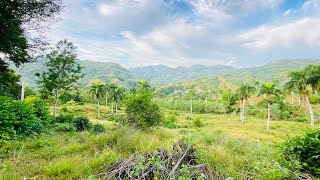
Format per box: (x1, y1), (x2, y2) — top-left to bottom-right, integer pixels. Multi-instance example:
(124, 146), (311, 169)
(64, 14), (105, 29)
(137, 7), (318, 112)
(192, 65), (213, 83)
(49, 0), (320, 68)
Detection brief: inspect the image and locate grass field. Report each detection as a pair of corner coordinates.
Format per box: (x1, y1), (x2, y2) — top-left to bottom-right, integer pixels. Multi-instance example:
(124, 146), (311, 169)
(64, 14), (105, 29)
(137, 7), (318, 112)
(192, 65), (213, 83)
(0, 103), (315, 179)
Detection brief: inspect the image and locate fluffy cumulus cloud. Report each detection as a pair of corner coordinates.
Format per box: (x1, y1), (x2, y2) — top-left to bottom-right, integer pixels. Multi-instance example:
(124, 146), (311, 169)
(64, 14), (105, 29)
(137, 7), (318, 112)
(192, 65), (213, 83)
(48, 0), (320, 67)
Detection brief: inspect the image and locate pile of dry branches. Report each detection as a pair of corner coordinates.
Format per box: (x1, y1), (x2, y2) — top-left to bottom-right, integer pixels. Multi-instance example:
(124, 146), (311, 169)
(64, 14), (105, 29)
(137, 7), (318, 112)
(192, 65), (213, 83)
(97, 140), (224, 180)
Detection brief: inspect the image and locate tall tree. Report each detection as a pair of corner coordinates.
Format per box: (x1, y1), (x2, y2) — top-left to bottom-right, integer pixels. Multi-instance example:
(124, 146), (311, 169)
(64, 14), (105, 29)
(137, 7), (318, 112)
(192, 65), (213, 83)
(138, 80), (152, 91)
(113, 86), (125, 115)
(36, 40), (83, 117)
(187, 88), (195, 115)
(236, 83), (256, 123)
(0, 0), (63, 71)
(89, 82), (105, 119)
(104, 83), (111, 106)
(109, 83), (117, 114)
(287, 65), (320, 128)
(259, 82), (282, 131)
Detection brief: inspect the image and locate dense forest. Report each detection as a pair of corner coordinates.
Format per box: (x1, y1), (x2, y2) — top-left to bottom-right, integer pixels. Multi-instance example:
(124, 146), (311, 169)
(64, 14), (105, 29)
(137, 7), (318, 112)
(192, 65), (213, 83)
(0, 0), (319, 180)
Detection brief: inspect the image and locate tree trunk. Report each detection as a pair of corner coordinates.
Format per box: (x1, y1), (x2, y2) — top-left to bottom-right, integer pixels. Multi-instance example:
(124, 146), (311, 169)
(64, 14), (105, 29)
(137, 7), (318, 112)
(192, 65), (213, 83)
(205, 97), (207, 103)
(116, 103), (118, 115)
(98, 100), (100, 119)
(242, 99), (245, 123)
(264, 94), (266, 99)
(105, 93), (108, 106)
(298, 96), (301, 105)
(190, 98), (193, 115)
(267, 101), (271, 131)
(291, 92), (294, 105)
(21, 80), (25, 101)
(53, 90), (59, 117)
(304, 94), (315, 128)
(111, 98), (114, 114)
(240, 99), (243, 123)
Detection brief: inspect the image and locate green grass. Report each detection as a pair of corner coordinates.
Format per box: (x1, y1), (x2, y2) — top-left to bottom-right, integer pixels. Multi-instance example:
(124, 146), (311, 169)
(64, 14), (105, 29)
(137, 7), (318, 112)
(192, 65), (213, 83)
(0, 103), (315, 179)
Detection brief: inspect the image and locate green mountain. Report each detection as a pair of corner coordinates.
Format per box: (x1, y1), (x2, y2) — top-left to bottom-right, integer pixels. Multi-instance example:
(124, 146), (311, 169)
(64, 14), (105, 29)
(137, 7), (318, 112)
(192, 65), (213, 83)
(129, 64), (236, 85)
(12, 59), (320, 90)
(13, 60), (139, 89)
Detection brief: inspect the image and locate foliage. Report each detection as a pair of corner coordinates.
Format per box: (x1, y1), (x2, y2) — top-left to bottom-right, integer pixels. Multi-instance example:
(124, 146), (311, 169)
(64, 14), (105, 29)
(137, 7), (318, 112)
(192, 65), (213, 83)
(0, 68), (21, 99)
(279, 129), (320, 177)
(54, 113), (74, 124)
(53, 123), (76, 133)
(125, 86), (163, 129)
(91, 124), (106, 134)
(0, 96), (50, 144)
(192, 116), (204, 128)
(163, 114), (178, 129)
(0, 0), (63, 70)
(36, 40), (83, 116)
(74, 116), (91, 132)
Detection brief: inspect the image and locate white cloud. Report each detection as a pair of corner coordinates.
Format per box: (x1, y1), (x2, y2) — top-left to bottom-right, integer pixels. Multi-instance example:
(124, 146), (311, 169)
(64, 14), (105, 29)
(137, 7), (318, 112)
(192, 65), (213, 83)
(239, 17), (320, 49)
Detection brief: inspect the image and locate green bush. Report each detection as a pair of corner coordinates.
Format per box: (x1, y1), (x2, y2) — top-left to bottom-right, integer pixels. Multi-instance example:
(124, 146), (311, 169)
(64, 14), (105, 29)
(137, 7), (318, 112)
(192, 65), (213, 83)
(54, 113), (74, 123)
(0, 96), (50, 143)
(74, 116), (91, 132)
(53, 123), (76, 133)
(280, 129), (320, 177)
(163, 115), (178, 129)
(125, 88), (162, 129)
(192, 116), (204, 128)
(91, 124), (106, 134)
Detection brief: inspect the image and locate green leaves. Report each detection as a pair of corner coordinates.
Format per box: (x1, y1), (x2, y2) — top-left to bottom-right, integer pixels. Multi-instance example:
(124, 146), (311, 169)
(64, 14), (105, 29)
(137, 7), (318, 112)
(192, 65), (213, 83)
(236, 83), (256, 100)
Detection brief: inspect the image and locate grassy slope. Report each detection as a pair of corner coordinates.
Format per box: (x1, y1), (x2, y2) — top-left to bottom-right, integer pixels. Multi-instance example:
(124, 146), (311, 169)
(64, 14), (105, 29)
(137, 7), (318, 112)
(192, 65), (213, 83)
(0, 102), (314, 179)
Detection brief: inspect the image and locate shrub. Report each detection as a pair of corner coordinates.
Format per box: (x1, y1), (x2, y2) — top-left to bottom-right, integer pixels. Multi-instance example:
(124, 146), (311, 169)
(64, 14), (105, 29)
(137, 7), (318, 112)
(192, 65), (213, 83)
(192, 116), (204, 128)
(125, 88), (162, 129)
(54, 113), (74, 123)
(74, 116), (91, 132)
(53, 123), (76, 133)
(92, 124), (106, 134)
(280, 129), (320, 177)
(0, 96), (49, 143)
(163, 115), (178, 129)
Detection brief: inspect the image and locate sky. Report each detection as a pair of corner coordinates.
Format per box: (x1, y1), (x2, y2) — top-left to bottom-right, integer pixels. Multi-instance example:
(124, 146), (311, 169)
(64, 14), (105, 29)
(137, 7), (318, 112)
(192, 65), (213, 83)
(48, 0), (320, 68)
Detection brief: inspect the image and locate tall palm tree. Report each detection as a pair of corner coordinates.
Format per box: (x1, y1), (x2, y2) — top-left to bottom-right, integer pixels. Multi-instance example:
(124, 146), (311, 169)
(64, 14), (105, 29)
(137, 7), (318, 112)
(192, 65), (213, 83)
(104, 83), (111, 106)
(138, 80), (151, 91)
(259, 82), (282, 131)
(187, 88), (195, 115)
(236, 83), (256, 123)
(109, 83), (117, 114)
(286, 65), (320, 128)
(113, 86), (125, 115)
(89, 82), (105, 119)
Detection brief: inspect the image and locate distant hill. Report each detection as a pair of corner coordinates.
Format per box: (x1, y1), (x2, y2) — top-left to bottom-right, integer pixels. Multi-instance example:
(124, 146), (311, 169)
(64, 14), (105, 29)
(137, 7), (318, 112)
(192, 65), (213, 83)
(129, 64), (236, 85)
(12, 59), (320, 90)
(13, 60), (139, 89)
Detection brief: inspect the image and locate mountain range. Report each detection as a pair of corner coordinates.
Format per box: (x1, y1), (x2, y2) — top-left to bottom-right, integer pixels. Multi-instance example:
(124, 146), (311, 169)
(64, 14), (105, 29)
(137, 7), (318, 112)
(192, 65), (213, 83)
(12, 59), (320, 89)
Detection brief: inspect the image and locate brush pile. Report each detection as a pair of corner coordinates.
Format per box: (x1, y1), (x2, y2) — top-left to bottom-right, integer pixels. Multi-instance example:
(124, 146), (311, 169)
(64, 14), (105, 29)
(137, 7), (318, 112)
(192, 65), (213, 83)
(98, 140), (224, 179)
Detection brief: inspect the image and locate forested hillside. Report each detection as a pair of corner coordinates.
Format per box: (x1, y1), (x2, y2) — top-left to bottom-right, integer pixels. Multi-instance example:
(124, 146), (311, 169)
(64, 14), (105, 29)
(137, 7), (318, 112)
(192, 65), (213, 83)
(14, 59), (320, 89)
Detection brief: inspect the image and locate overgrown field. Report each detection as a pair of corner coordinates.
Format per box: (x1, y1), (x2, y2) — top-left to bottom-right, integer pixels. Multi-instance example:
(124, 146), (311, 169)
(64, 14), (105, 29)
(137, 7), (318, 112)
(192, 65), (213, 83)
(0, 103), (315, 180)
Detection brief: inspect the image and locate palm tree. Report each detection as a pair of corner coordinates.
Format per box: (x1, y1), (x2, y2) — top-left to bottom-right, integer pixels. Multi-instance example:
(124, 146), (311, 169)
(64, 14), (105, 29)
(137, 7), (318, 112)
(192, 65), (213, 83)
(109, 83), (117, 114)
(89, 82), (105, 119)
(113, 86), (125, 115)
(104, 83), (111, 106)
(286, 65), (320, 128)
(187, 88), (195, 115)
(138, 80), (151, 91)
(236, 83), (256, 123)
(259, 82), (282, 131)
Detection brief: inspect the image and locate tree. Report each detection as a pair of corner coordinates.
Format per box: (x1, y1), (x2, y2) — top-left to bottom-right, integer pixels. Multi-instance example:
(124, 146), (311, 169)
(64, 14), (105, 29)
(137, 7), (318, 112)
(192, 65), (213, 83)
(138, 80), (152, 91)
(259, 82), (282, 131)
(187, 88), (195, 115)
(104, 83), (111, 106)
(36, 40), (83, 117)
(286, 65), (320, 128)
(0, 0), (63, 70)
(125, 85), (162, 129)
(0, 68), (21, 99)
(113, 86), (125, 115)
(236, 83), (256, 123)
(109, 83), (118, 114)
(89, 82), (105, 119)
